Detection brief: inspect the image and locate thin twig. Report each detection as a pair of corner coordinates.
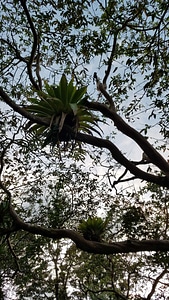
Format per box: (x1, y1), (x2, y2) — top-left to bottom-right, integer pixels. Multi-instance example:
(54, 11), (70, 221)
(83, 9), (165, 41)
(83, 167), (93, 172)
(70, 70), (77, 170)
(7, 237), (21, 275)
(147, 268), (168, 300)
(103, 33), (117, 86)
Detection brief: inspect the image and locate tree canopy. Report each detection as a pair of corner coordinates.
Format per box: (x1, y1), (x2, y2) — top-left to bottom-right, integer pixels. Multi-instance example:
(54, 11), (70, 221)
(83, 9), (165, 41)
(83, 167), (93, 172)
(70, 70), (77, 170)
(1, 0), (169, 299)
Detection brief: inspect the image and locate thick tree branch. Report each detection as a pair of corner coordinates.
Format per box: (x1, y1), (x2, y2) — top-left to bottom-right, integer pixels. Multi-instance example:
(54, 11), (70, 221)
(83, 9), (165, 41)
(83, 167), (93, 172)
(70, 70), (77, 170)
(7, 205), (169, 254)
(86, 100), (169, 178)
(0, 87), (47, 125)
(0, 151), (169, 254)
(1, 88), (169, 187)
(75, 132), (169, 188)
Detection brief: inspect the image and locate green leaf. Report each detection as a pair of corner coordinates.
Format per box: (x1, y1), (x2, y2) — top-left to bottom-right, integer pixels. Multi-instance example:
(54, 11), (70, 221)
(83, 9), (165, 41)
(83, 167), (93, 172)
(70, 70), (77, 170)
(71, 86), (87, 103)
(58, 74), (68, 105)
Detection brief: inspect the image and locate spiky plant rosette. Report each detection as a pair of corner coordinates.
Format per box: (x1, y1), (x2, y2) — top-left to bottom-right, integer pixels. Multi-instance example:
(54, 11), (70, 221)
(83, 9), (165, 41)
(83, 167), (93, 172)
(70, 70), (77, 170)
(78, 217), (107, 242)
(26, 75), (102, 148)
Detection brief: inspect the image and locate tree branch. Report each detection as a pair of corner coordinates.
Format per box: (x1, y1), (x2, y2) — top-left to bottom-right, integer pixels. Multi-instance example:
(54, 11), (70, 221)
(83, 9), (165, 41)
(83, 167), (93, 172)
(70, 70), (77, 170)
(86, 100), (169, 178)
(1, 88), (169, 187)
(19, 0), (41, 90)
(0, 87), (47, 125)
(93, 72), (115, 111)
(1, 164), (169, 254)
(79, 280), (128, 300)
(75, 131), (169, 188)
(8, 205), (169, 254)
(7, 237), (21, 276)
(102, 5), (145, 85)
(0, 38), (27, 63)
(146, 268), (168, 300)
(103, 33), (118, 86)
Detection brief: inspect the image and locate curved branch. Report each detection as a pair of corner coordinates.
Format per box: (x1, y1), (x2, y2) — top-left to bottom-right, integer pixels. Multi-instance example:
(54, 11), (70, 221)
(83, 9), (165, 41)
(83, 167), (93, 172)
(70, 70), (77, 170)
(102, 6), (145, 85)
(1, 88), (169, 187)
(8, 205), (169, 254)
(20, 0), (41, 90)
(79, 280), (128, 300)
(1, 166), (169, 255)
(75, 132), (169, 188)
(0, 87), (48, 125)
(86, 100), (169, 178)
(147, 268), (167, 300)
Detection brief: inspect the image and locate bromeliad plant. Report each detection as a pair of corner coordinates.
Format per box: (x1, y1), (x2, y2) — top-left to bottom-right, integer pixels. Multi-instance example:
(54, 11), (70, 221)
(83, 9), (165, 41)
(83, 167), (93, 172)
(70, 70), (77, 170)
(78, 217), (108, 242)
(26, 75), (102, 148)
